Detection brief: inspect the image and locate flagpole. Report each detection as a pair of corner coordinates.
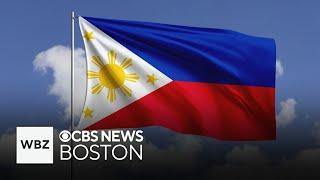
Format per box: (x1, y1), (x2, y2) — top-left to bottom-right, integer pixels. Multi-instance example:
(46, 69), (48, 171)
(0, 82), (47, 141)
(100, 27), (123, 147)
(71, 12), (75, 136)
(71, 11), (75, 180)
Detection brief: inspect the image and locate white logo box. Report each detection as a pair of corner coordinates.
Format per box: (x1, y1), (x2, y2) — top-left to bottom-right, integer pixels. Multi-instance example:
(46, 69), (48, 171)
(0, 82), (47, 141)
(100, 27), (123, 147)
(16, 127), (53, 164)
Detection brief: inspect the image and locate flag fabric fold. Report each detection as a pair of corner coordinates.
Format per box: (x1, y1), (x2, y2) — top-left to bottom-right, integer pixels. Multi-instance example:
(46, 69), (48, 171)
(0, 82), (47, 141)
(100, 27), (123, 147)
(78, 16), (276, 140)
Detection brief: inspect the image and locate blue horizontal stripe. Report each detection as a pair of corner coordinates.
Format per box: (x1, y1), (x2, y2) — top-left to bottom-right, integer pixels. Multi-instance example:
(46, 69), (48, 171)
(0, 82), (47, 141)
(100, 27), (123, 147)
(84, 17), (276, 87)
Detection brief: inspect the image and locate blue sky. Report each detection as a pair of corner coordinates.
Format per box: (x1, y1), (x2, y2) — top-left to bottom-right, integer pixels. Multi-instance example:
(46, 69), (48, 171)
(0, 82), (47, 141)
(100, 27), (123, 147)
(0, 0), (319, 166)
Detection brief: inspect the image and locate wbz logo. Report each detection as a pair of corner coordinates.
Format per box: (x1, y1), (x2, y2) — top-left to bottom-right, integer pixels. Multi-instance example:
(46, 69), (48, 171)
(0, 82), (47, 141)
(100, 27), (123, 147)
(16, 127), (53, 164)
(20, 139), (50, 149)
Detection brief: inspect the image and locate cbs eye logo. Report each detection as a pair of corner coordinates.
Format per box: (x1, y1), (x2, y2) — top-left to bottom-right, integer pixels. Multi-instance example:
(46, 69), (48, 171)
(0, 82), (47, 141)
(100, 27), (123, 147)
(59, 130), (71, 142)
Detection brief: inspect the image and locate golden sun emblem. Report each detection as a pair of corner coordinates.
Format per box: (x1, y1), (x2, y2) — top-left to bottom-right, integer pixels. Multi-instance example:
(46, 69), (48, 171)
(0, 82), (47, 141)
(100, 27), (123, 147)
(87, 50), (139, 102)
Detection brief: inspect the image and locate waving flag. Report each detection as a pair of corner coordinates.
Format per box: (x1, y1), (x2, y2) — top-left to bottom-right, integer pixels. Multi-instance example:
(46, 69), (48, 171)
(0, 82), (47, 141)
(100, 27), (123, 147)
(78, 16), (276, 140)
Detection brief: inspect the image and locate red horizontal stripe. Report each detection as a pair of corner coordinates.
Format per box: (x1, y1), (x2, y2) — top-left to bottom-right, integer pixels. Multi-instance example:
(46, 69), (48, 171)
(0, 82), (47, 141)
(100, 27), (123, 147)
(86, 81), (275, 140)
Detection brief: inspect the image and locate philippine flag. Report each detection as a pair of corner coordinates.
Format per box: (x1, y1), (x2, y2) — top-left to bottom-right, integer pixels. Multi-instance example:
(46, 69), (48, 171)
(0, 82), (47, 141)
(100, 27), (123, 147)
(78, 16), (276, 140)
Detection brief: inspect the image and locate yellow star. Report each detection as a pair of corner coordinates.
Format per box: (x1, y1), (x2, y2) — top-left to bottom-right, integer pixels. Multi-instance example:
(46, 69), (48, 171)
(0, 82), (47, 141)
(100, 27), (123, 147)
(83, 31), (94, 41)
(146, 74), (158, 85)
(83, 107), (93, 118)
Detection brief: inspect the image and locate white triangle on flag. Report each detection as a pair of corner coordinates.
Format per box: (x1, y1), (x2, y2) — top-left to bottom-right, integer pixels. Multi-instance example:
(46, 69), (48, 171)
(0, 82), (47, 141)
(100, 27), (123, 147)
(77, 17), (172, 129)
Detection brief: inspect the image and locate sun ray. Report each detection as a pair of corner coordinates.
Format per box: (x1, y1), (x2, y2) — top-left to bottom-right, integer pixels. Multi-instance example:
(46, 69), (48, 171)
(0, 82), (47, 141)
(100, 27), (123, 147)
(125, 73), (139, 82)
(108, 50), (116, 65)
(91, 83), (103, 94)
(120, 58), (132, 69)
(87, 70), (99, 79)
(91, 56), (104, 68)
(107, 89), (116, 102)
(88, 51), (139, 103)
(120, 84), (132, 97)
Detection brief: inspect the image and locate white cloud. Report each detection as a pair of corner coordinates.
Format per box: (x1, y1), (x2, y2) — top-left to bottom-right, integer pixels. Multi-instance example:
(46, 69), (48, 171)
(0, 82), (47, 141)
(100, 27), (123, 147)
(133, 134), (203, 173)
(33, 45), (86, 123)
(276, 59), (284, 78)
(277, 98), (297, 127)
(225, 145), (267, 165)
